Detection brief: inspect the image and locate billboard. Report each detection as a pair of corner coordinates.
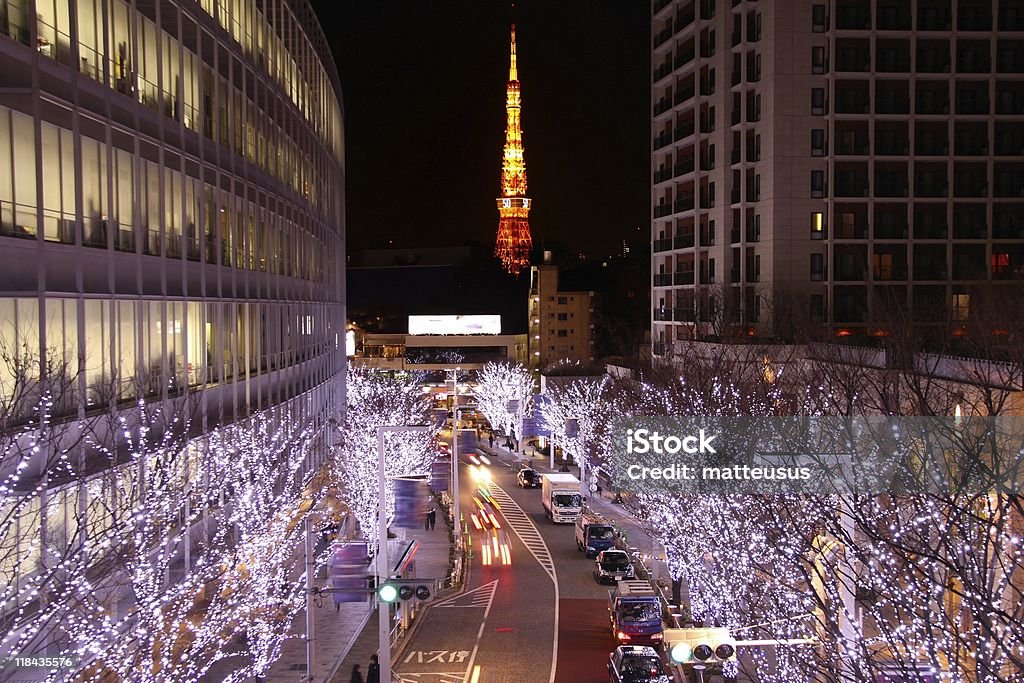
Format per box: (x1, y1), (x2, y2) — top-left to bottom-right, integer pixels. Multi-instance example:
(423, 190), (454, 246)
(408, 315), (501, 335)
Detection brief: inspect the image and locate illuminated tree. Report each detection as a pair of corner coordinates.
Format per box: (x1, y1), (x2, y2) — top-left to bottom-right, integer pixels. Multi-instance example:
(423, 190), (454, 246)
(474, 361), (533, 439)
(334, 367), (436, 546)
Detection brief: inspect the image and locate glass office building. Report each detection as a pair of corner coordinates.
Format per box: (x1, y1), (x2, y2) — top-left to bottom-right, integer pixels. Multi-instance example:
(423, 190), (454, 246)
(0, 0), (345, 615)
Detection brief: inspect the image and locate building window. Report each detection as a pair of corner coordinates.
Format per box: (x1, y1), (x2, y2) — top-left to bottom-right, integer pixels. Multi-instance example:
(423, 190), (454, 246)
(810, 294), (826, 321)
(812, 46), (828, 73)
(812, 5), (828, 31)
(811, 88), (827, 114)
(557, 296), (567, 304)
(810, 253), (825, 280)
(874, 253), (894, 280)
(557, 312), (568, 321)
(811, 170), (826, 197)
(811, 212), (825, 239)
(952, 293), (970, 320)
(992, 252), (1010, 275)
(811, 129), (826, 156)
(557, 330), (568, 338)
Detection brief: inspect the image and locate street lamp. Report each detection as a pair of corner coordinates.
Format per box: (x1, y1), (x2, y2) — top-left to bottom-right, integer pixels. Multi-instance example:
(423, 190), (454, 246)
(376, 424), (432, 683)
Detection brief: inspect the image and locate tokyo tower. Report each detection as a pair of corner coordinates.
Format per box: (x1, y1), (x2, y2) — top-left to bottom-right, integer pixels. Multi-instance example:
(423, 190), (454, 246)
(494, 23), (533, 275)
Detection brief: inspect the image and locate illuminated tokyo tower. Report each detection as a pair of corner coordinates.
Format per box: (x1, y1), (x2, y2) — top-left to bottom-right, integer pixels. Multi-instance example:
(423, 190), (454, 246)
(494, 22), (533, 275)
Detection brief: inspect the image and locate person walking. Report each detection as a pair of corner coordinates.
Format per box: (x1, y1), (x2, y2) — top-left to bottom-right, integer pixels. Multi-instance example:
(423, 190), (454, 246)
(488, 433), (494, 449)
(424, 506), (431, 530)
(366, 655), (380, 683)
(427, 507), (436, 530)
(349, 664), (363, 683)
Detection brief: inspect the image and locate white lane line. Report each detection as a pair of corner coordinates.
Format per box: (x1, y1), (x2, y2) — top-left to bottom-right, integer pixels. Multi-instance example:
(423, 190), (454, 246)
(461, 575), (498, 682)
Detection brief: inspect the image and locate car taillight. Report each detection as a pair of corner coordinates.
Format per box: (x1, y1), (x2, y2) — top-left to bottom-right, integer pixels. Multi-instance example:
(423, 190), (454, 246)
(650, 632), (663, 640)
(617, 631), (630, 641)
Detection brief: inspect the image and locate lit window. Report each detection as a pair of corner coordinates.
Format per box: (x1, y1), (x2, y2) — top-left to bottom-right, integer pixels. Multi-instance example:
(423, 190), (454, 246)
(992, 252), (1010, 275)
(811, 212), (825, 238)
(952, 294), (970, 321)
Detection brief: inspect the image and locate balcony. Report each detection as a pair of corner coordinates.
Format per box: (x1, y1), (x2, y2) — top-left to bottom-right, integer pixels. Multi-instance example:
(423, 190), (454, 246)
(654, 307), (673, 321)
(654, 238), (674, 252)
(653, 342), (668, 356)
(674, 195), (695, 213)
(655, 203), (672, 218)
(654, 273), (674, 287)
(673, 308), (695, 322)
(675, 48), (696, 70)
(674, 270), (695, 285)
(654, 26), (674, 49)
(673, 121), (695, 140)
(654, 60), (673, 82)
(674, 158), (695, 177)
(674, 7), (695, 36)
(654, 97), (673, 116)
(730, 267), (742, 283)
(654, 132), (673, 150)
(674, 233), (695, 249)
(731, 188), (741, 204)
(655, 167), (673, 184)
(653, 0), (671, 14)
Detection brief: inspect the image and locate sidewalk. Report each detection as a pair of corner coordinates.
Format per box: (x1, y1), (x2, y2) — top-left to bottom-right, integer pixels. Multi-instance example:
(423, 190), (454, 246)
(329, 517), (455, 683)
(201, 522), (454, 683)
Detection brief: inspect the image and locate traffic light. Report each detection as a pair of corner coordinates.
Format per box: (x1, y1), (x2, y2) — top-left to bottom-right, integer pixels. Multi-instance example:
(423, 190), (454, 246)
(664, 627), (736, 665)
(377, 578), (434, 604)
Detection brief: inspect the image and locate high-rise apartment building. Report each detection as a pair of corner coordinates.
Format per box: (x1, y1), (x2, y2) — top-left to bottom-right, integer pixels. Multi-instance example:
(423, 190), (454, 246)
(651, 0), (1024, 354)
(0, 0), (344, 595)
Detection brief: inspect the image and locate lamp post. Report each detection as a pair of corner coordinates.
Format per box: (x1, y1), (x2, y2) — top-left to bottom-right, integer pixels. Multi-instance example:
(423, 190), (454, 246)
(375, 424), (432, 683)
(447, 367), (464, 548)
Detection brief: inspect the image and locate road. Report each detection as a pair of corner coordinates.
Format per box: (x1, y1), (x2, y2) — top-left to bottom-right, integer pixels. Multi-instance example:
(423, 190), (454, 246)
(395, 445), (663, 683)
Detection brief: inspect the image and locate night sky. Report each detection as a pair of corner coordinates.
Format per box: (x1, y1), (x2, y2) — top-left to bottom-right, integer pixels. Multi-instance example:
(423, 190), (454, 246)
(311, 1), (650, 258)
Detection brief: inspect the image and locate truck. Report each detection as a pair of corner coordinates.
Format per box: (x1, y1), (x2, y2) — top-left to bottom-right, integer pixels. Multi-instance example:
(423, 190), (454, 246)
(540, 473), (583, 523)
(575, 510), (616, 558)
(608, 580), (665, 646)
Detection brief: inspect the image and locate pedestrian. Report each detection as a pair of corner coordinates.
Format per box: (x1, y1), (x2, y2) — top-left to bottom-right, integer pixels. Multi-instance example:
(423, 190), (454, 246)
(349, 664), (363, 683)
(424, 507), (431, 530)
(366, 655), (380, 683)
(488, 433), (494, 449)
(428, 507), (436, 530)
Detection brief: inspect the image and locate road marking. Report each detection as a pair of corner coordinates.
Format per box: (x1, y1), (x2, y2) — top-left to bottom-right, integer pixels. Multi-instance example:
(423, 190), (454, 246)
(397, 674), (466, 683)
(403, 651), (471, 664)
(486, 484), (556, 582)
(462, 574), (498, 683)
(485, 482), (559, 683)
(432, 579), (498, 609)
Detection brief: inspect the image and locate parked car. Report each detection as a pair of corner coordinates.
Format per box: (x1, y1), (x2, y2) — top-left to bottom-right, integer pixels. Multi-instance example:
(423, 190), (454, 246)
(517, 467), (541, 488)
(593, 549), (635, 584)
(607, 645), (670, 683)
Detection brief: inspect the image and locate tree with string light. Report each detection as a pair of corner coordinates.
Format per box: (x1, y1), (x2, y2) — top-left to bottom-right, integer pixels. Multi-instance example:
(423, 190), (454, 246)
(474, 361), (533, 443)
(333, 366), (436, 546)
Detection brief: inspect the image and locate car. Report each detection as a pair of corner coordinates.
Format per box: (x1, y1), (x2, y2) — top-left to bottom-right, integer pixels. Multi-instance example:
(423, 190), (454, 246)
(517, 467), (541, 488)
(593, 549), (635, 584)
(608, 645), (670, 683)
(481, 530), (512, 567)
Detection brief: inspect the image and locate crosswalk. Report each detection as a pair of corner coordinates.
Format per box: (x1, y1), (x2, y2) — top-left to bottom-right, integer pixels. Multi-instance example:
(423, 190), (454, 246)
(487, 484), (556, 582)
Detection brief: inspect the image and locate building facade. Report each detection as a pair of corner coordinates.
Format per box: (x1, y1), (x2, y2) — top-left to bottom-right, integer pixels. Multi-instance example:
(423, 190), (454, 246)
(651, 0), (1024, 353)
(0, 0), (344, 614)
(528, 264), (595, 377)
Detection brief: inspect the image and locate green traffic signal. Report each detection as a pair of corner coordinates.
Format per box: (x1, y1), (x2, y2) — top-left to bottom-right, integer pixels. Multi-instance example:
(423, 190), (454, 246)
(378, 583), (398, 603)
